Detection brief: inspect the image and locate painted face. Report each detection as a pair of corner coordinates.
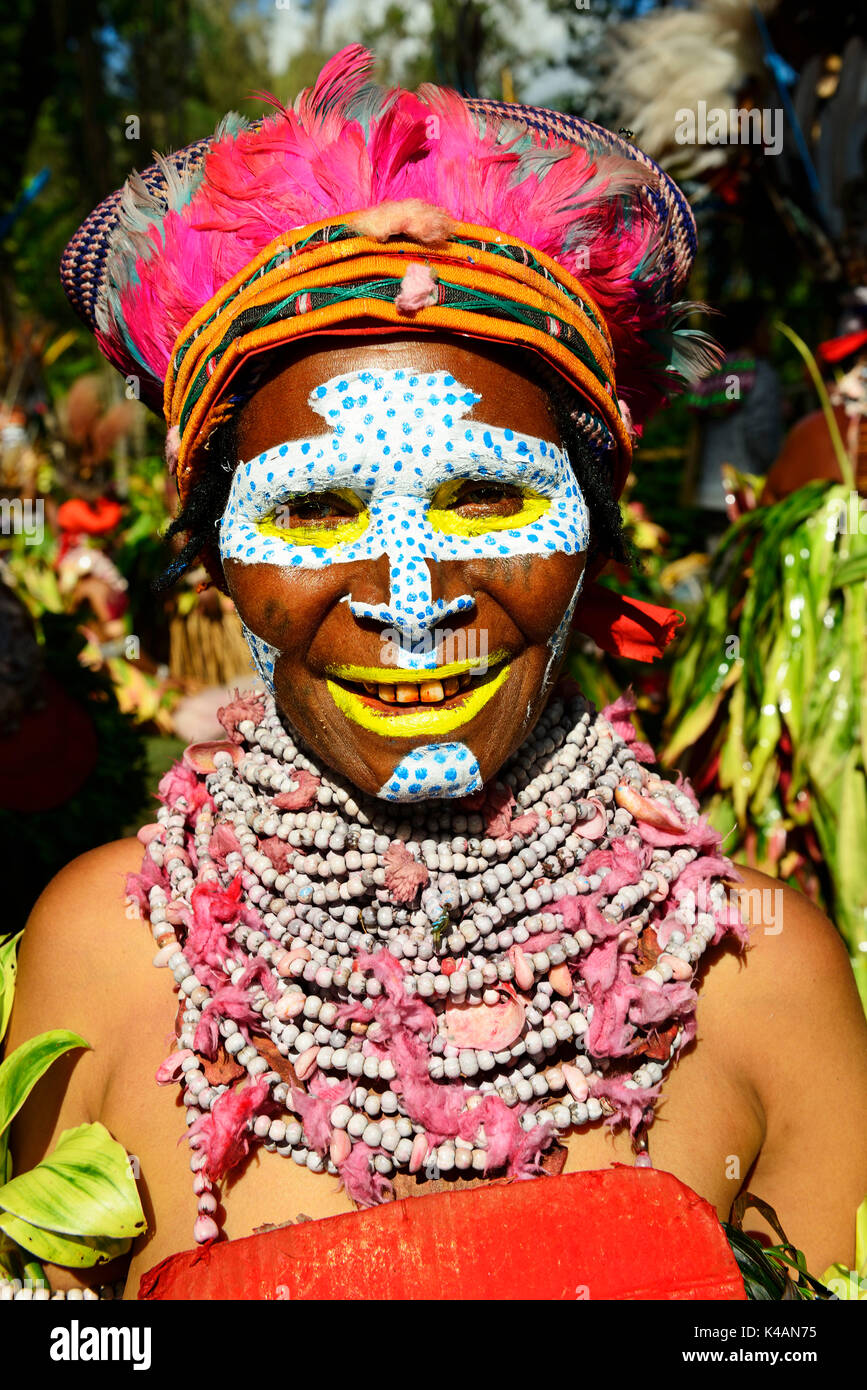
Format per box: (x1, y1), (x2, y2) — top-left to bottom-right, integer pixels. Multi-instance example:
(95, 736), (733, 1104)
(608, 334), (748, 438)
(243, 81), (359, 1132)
(221, 339), (589, 801)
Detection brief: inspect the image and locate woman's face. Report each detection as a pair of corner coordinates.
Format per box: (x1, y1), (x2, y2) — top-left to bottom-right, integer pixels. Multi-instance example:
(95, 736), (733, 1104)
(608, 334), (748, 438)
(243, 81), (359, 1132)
(221, 337), (589, 800)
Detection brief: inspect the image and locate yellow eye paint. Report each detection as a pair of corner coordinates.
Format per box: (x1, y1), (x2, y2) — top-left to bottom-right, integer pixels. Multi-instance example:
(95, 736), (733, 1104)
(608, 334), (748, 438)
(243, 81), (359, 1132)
(326, 661), (511, 736)
(256, 488), (368, 548)
(427, 478), (550, 538)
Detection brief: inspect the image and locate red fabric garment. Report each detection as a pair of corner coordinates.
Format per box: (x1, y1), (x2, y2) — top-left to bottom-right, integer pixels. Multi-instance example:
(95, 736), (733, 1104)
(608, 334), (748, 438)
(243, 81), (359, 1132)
(138, 1167), (745, 1301)
(571, 582), (685, 662)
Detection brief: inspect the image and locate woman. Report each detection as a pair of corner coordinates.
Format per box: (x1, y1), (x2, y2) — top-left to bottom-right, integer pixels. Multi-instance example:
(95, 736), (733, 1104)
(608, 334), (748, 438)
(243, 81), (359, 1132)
(8, 48), (867, 1300)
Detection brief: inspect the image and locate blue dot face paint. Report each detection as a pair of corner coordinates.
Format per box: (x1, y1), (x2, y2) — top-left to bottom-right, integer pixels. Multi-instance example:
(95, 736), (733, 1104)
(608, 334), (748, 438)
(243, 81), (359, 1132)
(380, 743), (483, 802)
(220, 365), (590, 802)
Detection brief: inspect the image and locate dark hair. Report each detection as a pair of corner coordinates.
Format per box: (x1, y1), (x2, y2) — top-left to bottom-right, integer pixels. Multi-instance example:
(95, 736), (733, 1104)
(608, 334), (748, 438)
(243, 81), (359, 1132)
(537, 366), (631, 570)
(153, 418), (238, 593)
(154, 369), (631, 592)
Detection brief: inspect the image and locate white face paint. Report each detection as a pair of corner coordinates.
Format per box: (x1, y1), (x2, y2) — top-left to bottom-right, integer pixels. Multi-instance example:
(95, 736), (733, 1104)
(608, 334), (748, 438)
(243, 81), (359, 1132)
(220, 367), (590, 800)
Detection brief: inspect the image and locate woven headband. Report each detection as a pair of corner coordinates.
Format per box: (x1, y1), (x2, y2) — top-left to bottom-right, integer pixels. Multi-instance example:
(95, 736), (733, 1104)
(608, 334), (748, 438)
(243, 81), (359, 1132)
(165, 214), (630, 510)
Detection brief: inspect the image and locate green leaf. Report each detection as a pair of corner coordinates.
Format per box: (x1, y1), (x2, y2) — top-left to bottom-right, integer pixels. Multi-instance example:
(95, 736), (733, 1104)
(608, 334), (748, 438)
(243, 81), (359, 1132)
(0, 1122), (146, 1240)
(0, 1030), (89, 1137)
(663, 659), (739, 765)
(0, 932), (23, 1045)
(820, 1262), (867, 1300)
(856, 1197), (867, 1276)
(723, 1224), (788, 1300)
(0, 1232), (22, 1280)
(833, 552), (867, 590)
(728, 1191), (831, 1299)
(827, 753), (867, 951)
(774, 323), (854, 488)
(0, 1212), (130, 1269)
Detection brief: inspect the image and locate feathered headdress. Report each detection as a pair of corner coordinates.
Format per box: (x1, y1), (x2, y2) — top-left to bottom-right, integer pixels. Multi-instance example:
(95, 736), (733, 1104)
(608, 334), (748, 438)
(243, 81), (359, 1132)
(62, 45), (715, 659)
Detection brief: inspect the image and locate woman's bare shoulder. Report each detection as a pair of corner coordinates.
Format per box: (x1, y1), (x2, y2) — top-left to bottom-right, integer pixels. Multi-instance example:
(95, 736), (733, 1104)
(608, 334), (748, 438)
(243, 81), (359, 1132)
(7, 837), (148, 1065)
(697, 865), (867, 1268)
(726, 865), (859, 1003)
(33, 836), (145, 917)
(700, 865), (864, 1062)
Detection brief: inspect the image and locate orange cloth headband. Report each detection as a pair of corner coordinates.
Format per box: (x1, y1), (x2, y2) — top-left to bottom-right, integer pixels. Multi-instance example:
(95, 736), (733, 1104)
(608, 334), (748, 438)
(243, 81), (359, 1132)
(163, 215), (632, 510)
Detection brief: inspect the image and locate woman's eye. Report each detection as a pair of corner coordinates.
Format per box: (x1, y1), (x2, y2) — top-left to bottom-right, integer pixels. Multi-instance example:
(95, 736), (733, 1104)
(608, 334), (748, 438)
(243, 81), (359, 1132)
(272, 492), (360, 529)
(449, 481), (524, 516)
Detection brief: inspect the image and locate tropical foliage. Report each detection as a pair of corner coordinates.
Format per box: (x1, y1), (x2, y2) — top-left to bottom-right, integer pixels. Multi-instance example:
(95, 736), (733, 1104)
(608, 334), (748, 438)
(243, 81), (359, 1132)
(0, 933), (146, 1286)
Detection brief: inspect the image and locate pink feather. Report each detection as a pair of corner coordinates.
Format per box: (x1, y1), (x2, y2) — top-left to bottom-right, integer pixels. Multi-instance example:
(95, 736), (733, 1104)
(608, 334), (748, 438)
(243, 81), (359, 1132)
(520, 930), (562, 954)
(216, 688), (266, 743)
(395, 262), (438, 313)
(272, 768), (320, 810)
(289, 1088), (333, 1154)
(337, 1140), (394, 1208)
(507, 1117), (555, 1180)
(258, 835), (293, 874)
(382, 842), (429, 903)
(106, 46), (687, 431)
(157, 760), (214, 816)
(590, 1075), (662, 1136)
(187, 1076), (270, 1180)
(125, 854), (169, 915)
(208, 822), (242, 869)
(194, 983), (258, 1058)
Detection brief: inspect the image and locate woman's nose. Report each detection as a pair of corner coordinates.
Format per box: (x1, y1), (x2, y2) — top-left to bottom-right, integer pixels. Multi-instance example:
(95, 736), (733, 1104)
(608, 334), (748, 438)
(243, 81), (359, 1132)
(344, 495), (474, 645)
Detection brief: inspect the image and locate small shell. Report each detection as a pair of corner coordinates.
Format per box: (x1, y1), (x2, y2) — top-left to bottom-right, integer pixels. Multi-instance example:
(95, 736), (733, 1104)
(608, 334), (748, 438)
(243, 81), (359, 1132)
(277, 948), (311, 976)
(615, 784), (684, 832)
(409, 1133), (429, 1174)
(183, 740), (244, 774)
(508, 945), (535, 992)
(330, 1130), (351, 1165)
(657, 952), (693, 981)
(194, 1214), (219, 1244)
(136, 823), (162, 846)
(155, 1048), (193, 1085)
(440, 991), (526, 1052)
(562, 1063), (589, 1103)
(548, 963), (573, 997)
(579, 798), (609, 841)
(294, 1046), (320, 1081)
(649, 871), (670, 903)
(275, 992), (306, 1021)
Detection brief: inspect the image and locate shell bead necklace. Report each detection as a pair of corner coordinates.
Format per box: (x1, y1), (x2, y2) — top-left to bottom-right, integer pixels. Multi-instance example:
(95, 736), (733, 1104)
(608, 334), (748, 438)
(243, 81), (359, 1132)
(132, 686), (743, 1243)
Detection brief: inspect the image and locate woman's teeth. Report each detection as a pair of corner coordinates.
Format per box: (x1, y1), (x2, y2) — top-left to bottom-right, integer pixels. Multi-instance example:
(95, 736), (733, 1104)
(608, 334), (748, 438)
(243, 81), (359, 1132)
(360, 672), (472, 704)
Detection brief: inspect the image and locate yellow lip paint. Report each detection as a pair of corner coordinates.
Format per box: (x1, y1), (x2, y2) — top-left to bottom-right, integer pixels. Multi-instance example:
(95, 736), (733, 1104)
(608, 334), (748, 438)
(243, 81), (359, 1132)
(326, 662), (511, 736)
(326, 649), (509, 684)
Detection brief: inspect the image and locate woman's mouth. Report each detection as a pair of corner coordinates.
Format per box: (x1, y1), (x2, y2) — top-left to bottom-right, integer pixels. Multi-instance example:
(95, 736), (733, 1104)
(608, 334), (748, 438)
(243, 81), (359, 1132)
(354, 670), (472, 707)
(323, 653), (513, 735)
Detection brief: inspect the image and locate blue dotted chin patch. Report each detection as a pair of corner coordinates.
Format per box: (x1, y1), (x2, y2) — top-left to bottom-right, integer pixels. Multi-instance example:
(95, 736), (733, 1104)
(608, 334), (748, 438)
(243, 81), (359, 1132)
(378, 743), (482, 801)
